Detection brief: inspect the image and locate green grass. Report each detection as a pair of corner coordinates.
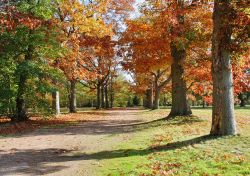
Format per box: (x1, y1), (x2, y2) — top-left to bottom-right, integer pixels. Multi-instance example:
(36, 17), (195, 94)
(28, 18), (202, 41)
(95, 109), (250, 176)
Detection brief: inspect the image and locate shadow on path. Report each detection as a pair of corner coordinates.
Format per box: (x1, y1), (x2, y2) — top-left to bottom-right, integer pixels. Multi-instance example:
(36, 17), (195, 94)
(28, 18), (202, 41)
(8, 114), (204, 138)
(73, 135), (220, 160)
(0, 148), (71, 175)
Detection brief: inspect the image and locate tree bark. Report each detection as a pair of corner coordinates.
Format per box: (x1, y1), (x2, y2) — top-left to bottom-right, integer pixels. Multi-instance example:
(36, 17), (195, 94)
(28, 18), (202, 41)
(163, 96), (167, 106)
(15, 73), (28, 122)
(14, 45), (33, 122)
(153, 75), (160, 109)
(168, 46), (192, 117)
(105, 85), (109, 108)
(202, 100), (205, 108)
(210, 0), (236, 136)
(101, 85), (105, 108)
(96, 82), (101, 109)
(144, 87), (153, 109)
(238, 93), (246, 107)
(69, 80), (77, 113)
(149, 86), (153, 109)
(109, 78), (114, 108)
(52, 91), (60, 115)
(153, 87), (160, 109)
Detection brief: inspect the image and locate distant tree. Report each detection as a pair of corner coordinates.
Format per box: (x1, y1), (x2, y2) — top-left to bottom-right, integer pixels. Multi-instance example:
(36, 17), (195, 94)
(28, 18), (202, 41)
(132, 96), (140, 106)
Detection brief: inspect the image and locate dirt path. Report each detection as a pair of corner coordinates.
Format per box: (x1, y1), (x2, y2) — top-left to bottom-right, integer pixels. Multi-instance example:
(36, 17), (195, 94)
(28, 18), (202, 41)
(0, 109), (158, 176)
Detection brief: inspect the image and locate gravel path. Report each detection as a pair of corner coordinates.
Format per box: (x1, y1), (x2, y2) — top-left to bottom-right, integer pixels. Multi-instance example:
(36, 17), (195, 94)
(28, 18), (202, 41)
(0, 109), (154, 176)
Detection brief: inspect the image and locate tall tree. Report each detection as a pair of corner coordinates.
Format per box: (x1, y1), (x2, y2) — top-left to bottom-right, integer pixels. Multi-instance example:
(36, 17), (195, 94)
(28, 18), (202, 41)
(121, 19), (172, 109)
(53, 0), (113, 112)
(0, 0), (62, 121)
(210, 0), (249, 135)
(138, 0), (213, 116)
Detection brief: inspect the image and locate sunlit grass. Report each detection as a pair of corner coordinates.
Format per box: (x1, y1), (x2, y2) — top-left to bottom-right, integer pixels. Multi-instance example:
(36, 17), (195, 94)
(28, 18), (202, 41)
(96, 108), (250, 176)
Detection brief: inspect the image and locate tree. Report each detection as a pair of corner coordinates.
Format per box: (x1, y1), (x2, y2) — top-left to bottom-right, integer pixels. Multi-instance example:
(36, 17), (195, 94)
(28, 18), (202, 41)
(211, 0), (236, 135)
(78, 35), (116, 109)
(234, 56), (250, 107)
(152, 0), (212, 117)
(210, 0), (249, 135)
(53, 0), (113, 112)
(0, 0), (62, 121)
(132, 95), (140, 106)
(121, 18), (172, 110)
(121, 0), (214, 114)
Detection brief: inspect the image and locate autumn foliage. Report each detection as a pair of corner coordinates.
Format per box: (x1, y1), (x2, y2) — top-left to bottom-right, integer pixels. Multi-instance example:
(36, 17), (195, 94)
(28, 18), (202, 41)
(0, 0), (249, 137)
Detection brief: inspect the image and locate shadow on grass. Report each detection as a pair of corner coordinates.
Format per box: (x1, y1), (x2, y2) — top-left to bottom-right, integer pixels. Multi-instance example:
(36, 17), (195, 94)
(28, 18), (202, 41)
(76, 135), (220, 160)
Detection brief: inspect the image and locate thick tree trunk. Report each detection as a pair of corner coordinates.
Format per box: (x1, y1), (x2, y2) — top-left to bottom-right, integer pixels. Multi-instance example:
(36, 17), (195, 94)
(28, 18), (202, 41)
(169, 46), (192, 117)
(105, 85), (109, 109)
(144, 87), (153, 109)
(52, 91), (60, 115)
(69, 80), (77, 113)
(15, 73), (28, 122)
(210, 0), (236, 136)
(96, 82), (101, 109)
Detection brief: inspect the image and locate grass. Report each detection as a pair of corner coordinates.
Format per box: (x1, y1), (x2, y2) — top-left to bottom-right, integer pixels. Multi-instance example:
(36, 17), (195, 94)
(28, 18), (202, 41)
(95, 108), (250, 176)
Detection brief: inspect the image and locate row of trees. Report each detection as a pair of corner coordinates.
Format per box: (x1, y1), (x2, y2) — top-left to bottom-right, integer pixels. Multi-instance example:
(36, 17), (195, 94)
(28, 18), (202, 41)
(0, 0), (134, 120)
(0, 0), (249, 136)
(120, 0), (249, 135)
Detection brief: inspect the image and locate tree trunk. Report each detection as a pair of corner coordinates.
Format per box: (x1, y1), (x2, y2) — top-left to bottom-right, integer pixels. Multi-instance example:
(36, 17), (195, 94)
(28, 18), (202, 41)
(153, 76), (160, 110)
(52, 91), (60, 115)
(202, 100), (205, 108)
(14, 45), (33, 122)
(144, 88), (153, 109)
(210, 0), (236, 136)
(169, 46), (192, 117)
(110, 79), (114, 109)
(149, 85), (153, 109)
(15, 73), (28, 122)
(153, 87), (160, 109)
(105, 85), (109, 109)
(69, 80), (77, 113)
(101, 85), (105, 108)
(238, 94), (246, 107)
(163, 96), (167, 106)
(96, 82), (101, 109)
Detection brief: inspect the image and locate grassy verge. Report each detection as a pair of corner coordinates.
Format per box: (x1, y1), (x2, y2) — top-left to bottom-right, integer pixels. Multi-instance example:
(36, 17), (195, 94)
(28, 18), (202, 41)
(96, 109), (250, 176)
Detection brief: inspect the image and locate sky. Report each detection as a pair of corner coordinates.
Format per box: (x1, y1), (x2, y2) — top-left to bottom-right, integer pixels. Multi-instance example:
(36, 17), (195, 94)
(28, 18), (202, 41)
(130, 0), (145, 19)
